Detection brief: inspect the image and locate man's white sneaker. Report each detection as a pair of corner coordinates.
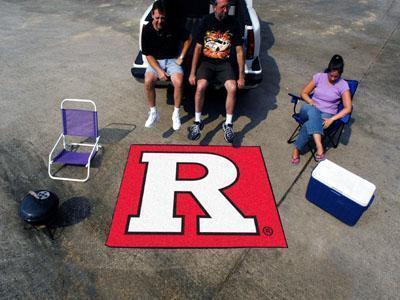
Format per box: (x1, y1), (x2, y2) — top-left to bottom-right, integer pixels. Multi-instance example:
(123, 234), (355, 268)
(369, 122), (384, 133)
(145, 109), (160, 128)
(172, 113), (181, 131)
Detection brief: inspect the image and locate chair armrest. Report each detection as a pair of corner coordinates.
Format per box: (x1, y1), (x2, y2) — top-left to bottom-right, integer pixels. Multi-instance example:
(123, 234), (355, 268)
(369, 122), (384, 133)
(288, 93), (302, 103)
(288, 93), (303, 115)
(49, 133), (64, 162)
(86, 136), (100, 167)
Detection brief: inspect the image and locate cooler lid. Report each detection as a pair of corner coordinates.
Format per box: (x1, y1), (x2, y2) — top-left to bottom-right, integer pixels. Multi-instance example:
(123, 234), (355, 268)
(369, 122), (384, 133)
(311, 159), (376, 207)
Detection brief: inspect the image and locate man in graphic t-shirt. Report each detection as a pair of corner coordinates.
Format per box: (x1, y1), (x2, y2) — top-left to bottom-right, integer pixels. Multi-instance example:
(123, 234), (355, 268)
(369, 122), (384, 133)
(141, 1), (191, 130)
(188, 0), (245, 143)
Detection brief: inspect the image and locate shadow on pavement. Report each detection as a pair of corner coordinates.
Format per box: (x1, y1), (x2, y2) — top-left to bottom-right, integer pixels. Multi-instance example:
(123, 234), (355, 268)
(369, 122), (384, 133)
(55, 197), (91, 227)
(233, 21), (280, 146)
(98, 123), (136, 144)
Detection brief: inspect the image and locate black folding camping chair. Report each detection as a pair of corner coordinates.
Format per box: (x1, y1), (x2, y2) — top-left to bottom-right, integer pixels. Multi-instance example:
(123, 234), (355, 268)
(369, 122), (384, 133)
(287, 79), (359, 158)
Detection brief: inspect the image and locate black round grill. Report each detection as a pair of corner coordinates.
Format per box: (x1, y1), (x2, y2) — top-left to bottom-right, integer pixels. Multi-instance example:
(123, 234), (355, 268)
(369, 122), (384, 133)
(19, 190), (59, 225)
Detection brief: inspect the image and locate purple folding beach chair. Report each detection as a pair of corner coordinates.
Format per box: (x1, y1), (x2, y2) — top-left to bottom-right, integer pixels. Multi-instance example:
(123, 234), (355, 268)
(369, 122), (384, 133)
(48, 99), (101, 182)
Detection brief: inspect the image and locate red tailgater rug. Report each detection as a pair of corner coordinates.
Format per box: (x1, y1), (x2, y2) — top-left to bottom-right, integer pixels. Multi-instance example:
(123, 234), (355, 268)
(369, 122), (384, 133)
(106, 145), (287, 248)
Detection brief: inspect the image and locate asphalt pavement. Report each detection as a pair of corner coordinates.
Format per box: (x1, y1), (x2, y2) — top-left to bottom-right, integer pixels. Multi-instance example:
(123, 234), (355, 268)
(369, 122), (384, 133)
(1, 0), (399, 298)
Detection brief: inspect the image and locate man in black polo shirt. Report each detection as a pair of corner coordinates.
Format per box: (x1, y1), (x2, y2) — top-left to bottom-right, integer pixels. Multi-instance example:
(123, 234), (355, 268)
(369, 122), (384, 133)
(188, 0), (245, 143)
(141, 1), (191, 130)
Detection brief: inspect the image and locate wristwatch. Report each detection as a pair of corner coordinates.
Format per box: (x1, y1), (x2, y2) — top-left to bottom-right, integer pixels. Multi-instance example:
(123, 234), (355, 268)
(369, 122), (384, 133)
(179, 55), (184, 60)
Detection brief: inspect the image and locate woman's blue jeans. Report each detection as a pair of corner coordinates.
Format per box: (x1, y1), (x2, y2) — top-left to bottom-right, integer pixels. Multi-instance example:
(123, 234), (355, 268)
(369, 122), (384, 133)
(294, 104), (333, 150)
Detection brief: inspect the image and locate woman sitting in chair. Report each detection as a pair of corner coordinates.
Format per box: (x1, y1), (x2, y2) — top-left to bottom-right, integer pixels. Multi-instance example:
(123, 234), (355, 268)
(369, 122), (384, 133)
(291, 54), (352, 164)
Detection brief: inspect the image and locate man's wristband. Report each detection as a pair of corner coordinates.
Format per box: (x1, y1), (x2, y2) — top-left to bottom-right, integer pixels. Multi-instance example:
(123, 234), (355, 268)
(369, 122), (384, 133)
(179, 55), (184, 60)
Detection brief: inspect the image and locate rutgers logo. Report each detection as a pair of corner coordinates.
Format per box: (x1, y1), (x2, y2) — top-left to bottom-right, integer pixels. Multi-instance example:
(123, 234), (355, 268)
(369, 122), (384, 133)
(107, 145), (286, 248)
(128, 152), (257, 234)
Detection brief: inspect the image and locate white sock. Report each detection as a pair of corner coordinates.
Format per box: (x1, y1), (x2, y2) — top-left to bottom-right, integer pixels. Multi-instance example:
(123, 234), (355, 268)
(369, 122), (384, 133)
(195, 112), (202, 122)
(173, 106), (180, 115)
(225, 114), (233, 125)
(150, 106), (156, 113)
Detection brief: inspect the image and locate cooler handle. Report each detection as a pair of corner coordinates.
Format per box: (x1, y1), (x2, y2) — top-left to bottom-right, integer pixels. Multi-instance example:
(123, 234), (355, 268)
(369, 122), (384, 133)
(329, 188), (343, 197)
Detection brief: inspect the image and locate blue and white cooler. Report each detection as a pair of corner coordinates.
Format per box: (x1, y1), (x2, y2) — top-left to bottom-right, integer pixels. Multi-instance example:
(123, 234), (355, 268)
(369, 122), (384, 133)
(306, 159), (376, 226)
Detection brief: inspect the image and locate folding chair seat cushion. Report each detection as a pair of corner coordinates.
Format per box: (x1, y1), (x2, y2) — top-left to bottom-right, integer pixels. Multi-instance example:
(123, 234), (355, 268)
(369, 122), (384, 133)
(52, 149), (97, 166)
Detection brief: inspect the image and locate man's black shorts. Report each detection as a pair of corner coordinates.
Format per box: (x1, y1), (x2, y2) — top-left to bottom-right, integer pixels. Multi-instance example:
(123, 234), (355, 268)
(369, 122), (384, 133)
(196, 61), (236, 84)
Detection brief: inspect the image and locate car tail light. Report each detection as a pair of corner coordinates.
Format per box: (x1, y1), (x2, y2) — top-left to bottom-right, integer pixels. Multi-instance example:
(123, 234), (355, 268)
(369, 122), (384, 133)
(246, 28), (255, 59)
